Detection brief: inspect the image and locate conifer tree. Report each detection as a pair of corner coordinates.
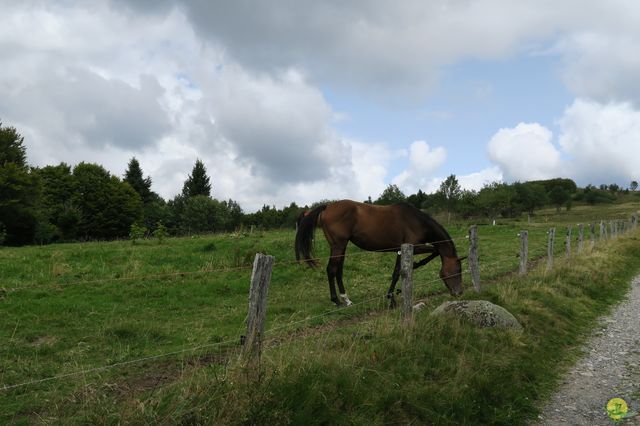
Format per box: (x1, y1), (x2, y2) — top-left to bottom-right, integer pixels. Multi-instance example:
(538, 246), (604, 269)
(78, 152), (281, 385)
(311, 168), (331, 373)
(182, 159), (211, 198)
(124, 157), (152, 203)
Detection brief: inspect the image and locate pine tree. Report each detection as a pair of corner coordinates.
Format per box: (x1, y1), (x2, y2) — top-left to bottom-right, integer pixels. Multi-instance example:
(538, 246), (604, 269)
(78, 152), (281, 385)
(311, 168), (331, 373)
(182, 159), (211, 198)
(124, 157), (152, 203)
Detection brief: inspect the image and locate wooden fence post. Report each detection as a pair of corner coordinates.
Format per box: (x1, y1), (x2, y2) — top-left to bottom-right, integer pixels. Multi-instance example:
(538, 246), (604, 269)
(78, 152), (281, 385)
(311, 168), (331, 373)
(519, 230), (528, 276)
(590, 223), (596, 248)
(600, 221), (606, 240)
(565, 227), (572, 259)
(547, 227), (555, 271)
(577, 224), (584, 253)
(469, 225), (480, 293)
(610, 221), (616, 239)
(632, 213), (638, 229)
(401, 243), (414, 324)
(243, 253), (274, 363)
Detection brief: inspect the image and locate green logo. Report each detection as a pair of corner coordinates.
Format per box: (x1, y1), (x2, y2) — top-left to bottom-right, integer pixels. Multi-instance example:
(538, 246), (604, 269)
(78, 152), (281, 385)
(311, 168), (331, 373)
(606, 397), (628, 422)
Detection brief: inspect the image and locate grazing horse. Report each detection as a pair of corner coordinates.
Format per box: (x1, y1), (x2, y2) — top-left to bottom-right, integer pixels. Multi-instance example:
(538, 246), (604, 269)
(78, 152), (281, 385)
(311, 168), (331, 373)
(295, 200), (465, 307)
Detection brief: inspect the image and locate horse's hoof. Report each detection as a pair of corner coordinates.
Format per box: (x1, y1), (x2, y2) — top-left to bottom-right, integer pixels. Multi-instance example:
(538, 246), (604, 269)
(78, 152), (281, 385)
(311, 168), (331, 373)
(388, 298), (397, 309)
(339, 293), (353, 306)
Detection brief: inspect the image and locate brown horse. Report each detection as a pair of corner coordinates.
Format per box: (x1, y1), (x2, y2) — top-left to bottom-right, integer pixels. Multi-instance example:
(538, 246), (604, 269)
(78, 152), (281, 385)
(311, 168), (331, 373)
(295, 200), (465, 307)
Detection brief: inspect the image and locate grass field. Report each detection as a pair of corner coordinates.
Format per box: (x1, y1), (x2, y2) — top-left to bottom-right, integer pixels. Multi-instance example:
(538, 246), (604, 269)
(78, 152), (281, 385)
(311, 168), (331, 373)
(1, 201), (639, 424)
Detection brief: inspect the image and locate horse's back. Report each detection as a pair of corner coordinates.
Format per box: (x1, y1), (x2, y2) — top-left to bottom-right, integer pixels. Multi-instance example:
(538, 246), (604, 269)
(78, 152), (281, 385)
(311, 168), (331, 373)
(320, 200), (423, 251)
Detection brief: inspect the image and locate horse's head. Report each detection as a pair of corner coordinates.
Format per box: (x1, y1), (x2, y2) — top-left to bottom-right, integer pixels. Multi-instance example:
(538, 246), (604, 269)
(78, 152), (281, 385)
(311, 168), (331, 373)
(440, 255), (466, 296)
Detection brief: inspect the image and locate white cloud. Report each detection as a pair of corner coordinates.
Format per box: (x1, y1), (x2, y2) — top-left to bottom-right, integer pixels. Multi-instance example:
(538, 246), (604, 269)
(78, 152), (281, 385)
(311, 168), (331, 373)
(3, 0), (640, 212)
(487, 123), (561, 182)
(486, 100), (640, 188)
(558, 98), (640, 185)
(457, 167), (503, 191)
(206, 66), (344, 183)
(350, 140), (394, 201)
(556, 32), (640, 104)
(392, 141), (447, 194)
(168, 0), (640, 104)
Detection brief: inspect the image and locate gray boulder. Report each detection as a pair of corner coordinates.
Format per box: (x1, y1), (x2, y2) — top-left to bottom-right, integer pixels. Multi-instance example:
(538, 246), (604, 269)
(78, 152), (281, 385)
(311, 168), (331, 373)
(431, 300), (523, 332)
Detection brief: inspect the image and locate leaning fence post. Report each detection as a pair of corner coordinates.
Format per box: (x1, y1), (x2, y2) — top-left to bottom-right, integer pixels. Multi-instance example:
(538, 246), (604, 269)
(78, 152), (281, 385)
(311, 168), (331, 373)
(519, 230), (528, 275)
(547, 228), (555, 271)
(469, 225), (480, 293)
(243, 253), (274, 363)
(632, 213), (638, 229)
(577, 224), (584, 253)
(400, 243), (414, 324)
(565, 227), (572, 259)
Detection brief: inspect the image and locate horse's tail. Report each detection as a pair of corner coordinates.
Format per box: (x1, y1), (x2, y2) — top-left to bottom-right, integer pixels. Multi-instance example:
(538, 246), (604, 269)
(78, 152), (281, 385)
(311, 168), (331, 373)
(295, 204), (327, 267)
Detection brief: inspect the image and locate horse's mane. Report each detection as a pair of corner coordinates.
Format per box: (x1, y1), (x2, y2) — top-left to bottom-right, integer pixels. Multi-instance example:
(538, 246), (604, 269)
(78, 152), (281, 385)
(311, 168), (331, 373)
(397, 203), (458, 257)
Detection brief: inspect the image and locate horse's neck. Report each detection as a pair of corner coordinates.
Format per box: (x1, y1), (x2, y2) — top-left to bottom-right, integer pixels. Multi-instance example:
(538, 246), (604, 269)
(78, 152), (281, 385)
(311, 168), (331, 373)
(434, 240), (457, 259)
(424, 220), (456, 258)
(413, 210), (457, 258)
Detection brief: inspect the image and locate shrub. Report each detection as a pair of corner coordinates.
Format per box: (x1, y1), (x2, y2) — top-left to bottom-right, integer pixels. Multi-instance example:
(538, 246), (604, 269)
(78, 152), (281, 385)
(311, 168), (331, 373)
(153, 221), (168, 244)
(129, 223), (147, 244)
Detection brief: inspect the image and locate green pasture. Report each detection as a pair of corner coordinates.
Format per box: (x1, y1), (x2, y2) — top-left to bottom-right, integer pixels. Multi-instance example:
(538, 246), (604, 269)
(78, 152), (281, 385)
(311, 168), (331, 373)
(1, 202), (639, 424)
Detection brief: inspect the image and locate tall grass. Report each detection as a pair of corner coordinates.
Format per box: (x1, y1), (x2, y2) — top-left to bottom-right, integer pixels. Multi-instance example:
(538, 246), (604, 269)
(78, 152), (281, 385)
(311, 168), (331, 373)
(1, 205), (639, 423)
(106, 229), (640, 425)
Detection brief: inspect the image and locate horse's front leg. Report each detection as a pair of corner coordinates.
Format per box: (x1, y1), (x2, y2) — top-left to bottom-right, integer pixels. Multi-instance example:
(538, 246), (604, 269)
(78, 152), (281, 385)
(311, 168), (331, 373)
(326, 259), (340, 306)
(413, 246), (439, 270)
(386, 254), (402, 308)
(413, 252), (439, 270)
(327, 245), (350, 307)
(335, 254), (352, 306)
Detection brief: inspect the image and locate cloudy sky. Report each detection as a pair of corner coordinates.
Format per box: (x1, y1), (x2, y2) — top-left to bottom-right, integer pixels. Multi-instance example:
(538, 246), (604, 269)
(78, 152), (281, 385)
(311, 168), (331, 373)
(1, 1), (639, 211)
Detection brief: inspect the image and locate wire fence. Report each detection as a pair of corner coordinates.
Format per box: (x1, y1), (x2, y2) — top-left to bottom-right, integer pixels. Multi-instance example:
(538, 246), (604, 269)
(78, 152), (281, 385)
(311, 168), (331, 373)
(1, 216), (637, 395)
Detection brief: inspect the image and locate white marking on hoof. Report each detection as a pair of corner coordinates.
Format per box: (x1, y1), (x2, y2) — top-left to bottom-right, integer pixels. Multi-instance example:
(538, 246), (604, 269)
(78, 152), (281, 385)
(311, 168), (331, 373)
(340, 293), (353, 306)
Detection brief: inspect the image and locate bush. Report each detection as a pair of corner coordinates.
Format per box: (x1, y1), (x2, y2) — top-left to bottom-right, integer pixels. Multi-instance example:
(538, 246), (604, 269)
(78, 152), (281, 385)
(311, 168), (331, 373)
(152, 221), (168, 244)
(129, 223), (147, 244)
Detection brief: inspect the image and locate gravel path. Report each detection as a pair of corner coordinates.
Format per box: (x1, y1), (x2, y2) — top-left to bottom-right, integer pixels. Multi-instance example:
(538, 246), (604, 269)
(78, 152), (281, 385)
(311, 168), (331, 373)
(535, 275), (640, 425)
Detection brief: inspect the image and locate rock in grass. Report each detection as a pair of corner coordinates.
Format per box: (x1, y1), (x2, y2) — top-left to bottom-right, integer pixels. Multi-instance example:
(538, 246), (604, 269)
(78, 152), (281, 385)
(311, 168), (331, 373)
(431, 300), (523, 332)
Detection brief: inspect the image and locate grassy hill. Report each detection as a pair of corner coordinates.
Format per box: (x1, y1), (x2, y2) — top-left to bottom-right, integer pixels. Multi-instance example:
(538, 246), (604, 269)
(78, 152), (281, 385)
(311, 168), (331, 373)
(1, 202), (639, 424)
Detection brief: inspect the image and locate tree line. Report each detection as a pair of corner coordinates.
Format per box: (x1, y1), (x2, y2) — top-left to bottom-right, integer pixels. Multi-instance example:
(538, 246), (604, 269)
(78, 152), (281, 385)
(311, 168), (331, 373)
(1, 121), (638, 246)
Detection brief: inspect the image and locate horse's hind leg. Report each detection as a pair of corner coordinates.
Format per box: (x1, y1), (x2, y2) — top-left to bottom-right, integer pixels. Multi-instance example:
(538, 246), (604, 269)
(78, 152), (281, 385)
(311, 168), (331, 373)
(386, 254), (402, 308)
